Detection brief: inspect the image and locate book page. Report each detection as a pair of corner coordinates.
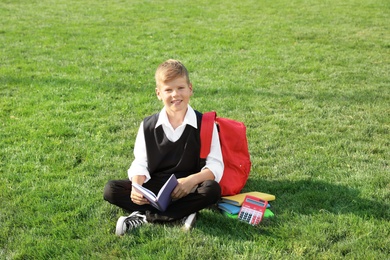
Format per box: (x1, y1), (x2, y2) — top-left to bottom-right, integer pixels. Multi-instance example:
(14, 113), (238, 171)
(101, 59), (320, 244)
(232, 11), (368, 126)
(132, 183), (157, 202)
(131, 174), (178, 212)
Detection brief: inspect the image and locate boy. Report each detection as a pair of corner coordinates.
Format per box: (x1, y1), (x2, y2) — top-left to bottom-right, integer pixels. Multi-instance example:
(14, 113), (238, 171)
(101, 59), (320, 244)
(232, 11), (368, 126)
(103, 59), (224, 235)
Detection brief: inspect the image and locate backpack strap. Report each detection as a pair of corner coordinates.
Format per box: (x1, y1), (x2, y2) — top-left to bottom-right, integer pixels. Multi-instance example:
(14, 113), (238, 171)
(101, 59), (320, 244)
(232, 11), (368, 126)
(200, 111), (217, 159)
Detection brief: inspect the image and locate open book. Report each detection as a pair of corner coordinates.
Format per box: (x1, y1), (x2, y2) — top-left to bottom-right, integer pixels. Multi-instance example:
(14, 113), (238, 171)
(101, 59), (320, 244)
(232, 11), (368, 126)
(132, 174), (178, 212)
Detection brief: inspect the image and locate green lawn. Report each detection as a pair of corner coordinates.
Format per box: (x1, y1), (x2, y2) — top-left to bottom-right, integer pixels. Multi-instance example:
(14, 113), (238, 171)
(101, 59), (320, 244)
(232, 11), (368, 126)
(1, 0), (389, 259)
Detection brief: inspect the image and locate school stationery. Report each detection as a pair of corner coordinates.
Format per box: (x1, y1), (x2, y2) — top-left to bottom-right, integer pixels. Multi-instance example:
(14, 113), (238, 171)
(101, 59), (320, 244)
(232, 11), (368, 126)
(218, 202), (241, 215)
(264, 209), (275, 218)
(222, 211), (239, 219)
(222, 209), (274, 220)
(221, 191), (275, 206)
(238, 195), (268, 225)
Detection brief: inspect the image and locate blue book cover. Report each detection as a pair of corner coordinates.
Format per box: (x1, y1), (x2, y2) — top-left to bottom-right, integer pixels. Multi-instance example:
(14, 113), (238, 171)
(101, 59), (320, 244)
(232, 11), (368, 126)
(218, 202), (241, 215)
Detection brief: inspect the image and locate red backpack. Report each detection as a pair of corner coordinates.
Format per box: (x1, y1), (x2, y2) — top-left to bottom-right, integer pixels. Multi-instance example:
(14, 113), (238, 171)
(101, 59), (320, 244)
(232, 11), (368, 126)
(200, 111), (251, 196)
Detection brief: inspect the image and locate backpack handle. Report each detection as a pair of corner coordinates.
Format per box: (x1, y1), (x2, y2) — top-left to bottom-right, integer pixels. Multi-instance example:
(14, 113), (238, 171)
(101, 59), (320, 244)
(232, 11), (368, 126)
(200, 111), (216, 159)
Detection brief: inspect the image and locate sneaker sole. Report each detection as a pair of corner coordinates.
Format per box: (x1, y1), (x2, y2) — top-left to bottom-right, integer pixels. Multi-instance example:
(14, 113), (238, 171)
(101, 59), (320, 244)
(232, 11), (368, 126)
(182, 213), (197, 231)
(115, 216), (128, 236)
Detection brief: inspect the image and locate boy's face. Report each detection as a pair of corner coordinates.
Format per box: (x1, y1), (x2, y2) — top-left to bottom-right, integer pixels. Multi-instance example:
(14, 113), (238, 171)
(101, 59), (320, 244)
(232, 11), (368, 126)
(156, 76), (193, 114)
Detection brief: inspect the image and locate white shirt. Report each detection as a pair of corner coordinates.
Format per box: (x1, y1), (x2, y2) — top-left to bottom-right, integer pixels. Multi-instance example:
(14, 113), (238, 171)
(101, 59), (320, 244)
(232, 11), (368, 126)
(128, 105), (224, 183)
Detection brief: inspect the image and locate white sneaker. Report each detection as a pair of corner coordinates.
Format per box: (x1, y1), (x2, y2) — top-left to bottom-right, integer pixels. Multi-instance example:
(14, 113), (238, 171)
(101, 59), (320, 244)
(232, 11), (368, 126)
(115, 211), (147, 236)
(182, 212), (197, 231)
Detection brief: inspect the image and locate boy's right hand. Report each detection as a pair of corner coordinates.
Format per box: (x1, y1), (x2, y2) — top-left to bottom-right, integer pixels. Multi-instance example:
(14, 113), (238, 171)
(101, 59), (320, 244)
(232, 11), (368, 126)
(130, 175), (149, 205)
(130, 189), (149, 205)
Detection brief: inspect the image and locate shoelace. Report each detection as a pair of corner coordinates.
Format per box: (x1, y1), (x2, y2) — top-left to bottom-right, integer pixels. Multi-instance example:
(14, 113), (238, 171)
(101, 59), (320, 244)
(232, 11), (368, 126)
(125, 217), (145, 229)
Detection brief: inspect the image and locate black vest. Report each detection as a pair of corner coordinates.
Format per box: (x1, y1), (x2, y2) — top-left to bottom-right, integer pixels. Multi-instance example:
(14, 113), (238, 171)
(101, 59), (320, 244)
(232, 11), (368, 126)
(143, 111), (204, 179)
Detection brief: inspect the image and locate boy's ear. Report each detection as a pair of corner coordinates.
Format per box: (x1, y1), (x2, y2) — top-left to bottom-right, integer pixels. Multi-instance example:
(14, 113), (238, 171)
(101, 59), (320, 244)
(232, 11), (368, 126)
(155, 88), (162, 100)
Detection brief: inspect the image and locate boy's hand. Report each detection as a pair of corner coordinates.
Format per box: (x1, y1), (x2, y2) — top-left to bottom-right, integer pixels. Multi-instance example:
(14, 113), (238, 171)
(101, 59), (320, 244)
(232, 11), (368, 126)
(130, 175), (149, 205)
(171, 176), (196, 199)
(130, 189), (149, 205)
(171, 169), (215, 199)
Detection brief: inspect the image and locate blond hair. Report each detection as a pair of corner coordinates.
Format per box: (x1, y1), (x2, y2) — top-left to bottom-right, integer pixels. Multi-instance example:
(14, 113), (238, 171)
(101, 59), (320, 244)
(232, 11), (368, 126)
(155, 59), (190, 88)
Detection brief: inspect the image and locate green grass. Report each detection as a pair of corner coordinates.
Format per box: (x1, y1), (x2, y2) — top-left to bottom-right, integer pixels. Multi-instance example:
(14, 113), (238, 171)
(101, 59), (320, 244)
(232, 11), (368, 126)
(1, 0), (389, 259)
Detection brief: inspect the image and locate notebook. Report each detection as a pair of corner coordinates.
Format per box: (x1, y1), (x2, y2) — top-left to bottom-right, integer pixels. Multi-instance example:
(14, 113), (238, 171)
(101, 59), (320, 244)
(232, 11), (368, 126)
(221, 192), (275, 206)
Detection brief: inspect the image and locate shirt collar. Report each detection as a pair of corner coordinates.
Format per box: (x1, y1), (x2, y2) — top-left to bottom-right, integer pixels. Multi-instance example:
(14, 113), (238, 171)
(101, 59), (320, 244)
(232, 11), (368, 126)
(155, 105), (198, 129)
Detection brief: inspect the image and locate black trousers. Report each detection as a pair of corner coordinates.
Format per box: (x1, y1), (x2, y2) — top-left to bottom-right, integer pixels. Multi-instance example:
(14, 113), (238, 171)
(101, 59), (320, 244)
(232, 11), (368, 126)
(103, 178), (221, 223)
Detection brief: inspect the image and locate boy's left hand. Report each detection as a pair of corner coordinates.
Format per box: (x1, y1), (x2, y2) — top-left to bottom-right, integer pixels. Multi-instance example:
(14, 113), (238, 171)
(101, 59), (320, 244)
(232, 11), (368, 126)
(171, 176), (196, 199)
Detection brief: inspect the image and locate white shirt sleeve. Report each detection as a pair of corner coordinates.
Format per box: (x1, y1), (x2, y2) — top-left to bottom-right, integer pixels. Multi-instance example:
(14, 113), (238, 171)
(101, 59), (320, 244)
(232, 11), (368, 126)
(127, 121), (151, 183)
(202, 123), (224, 182)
